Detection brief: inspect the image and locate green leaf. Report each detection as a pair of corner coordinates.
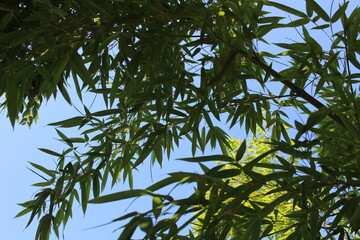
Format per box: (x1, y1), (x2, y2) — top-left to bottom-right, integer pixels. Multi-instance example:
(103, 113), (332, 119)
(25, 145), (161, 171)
(266, 1), (308, 18)
(349, 205), (360, 231)
(341, 117), (360, 141)
(14, 208), (33, 218)
(302, 25), (322, 51)
(284, 18), (310, 27)
(152, 197), (162, 220)
(137, 217), (153, 232)
(89, 189), (163, 203)
(112, 212), (139, 222)
(348, 53), (360, 70)
(275, 43), (310, 52)
(146, 174), (189, 192)
(177, 154), (234, 163)
(118, 217), (138, 240)
(0, 30), (32, 45)
(48, 116), (85, 128)
(311, 24), (330, 30)
(28, 162), (55, 177)
(79, 0), (111, 16)
(243, 149), (277, 171)
(92, 175), (100, 198)
(6, 75), (18, 126)
(80, 181), (89, 213)
(91, 109), (122, 116)
(207, 169), (241, 178)
(98, 32), (121, 51)
(331, 2), (349, 23)
(52, 52), (70, 85)
(0, 12), (12, 30)
(276, 155), (293, 169)
(295, 107), (329, 139)
(236, 140), (246, 161)
(208, 100), (220, 121)
(38, 148), (62, 157)
(32, 182), (52, 187)
(306, 0), (330, 22)
(70, 52), (95, 88)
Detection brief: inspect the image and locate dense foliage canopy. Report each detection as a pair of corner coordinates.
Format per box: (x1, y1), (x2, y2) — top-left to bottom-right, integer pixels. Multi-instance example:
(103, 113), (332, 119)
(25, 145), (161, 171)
(1, 0), (360, 239)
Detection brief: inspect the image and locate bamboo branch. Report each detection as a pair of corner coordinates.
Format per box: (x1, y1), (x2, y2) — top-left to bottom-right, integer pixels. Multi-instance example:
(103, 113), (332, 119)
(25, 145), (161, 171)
(234, 47), (345, 127)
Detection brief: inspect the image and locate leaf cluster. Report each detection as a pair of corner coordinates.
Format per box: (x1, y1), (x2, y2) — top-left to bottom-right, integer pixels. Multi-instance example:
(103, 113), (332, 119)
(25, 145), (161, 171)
(4, 0), (360, 239)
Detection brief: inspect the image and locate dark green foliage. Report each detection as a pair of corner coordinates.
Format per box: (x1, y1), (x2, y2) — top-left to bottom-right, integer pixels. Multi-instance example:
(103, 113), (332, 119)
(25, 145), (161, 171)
(1, 0), (359, 239)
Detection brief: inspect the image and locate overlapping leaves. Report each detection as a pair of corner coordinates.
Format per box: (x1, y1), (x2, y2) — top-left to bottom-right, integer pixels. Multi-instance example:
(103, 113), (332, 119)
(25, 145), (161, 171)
(4, 0), (359, 239)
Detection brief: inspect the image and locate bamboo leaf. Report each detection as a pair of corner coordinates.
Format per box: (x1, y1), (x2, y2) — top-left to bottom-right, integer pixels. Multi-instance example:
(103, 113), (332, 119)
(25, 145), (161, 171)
(0, 12), (12, 30)
(306, 0), (330, 22)
(178, 154), (234, 163)
(28, 162), (55, 177)
(89, 189), (166, 204)
(331, 2), (349, 23)
(38, 148), (62, 157)
(6, 76), (18, 126)
(236, 140), (247, 161)
(266, 1), (308, 18)
(48, 116), (85, 128)
(70, 52), (95, 88)
(52, 52), (70, 85)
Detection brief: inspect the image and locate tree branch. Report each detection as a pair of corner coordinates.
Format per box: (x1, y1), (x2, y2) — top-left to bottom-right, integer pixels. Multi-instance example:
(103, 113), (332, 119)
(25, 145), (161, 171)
(235, 47), (345, 127)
